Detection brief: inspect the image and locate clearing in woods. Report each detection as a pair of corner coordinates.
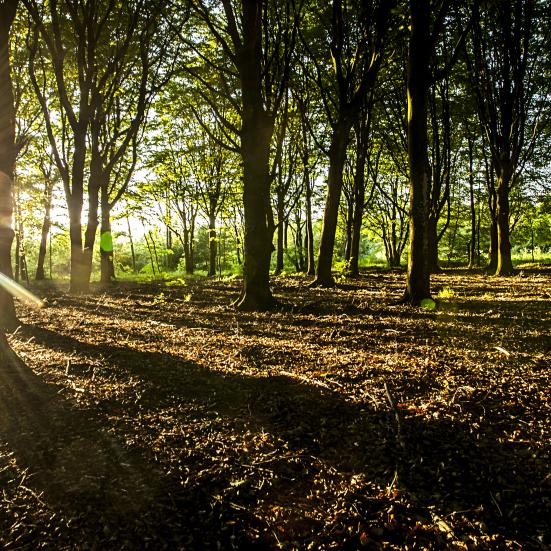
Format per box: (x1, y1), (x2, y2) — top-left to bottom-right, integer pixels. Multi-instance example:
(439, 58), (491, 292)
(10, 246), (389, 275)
(1, 268), (550, 549)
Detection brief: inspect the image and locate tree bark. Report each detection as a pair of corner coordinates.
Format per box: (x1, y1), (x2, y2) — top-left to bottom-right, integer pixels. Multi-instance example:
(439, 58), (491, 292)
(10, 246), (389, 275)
(81, 156), (102, 288)
(467, 134), (476, 269)
(495, 165), (514, 275)
(349, 134), (368, 276)
(304, 167), (315, 276)
(275, 186), (285, 274)
(427, 216), (441, 273)
(314, 122), (349, 286)
(67, 124), (89, 293)
(234, 0), (275, 310)
(344, 202), (353, 263)
(100, 180), (115, 286)
(126, 216), (136, 273)
(36, 181), (53, 280)
(404, 0), (432, 305)
(208, 210), (217, 277)
(487, 188), (498, 273)
(0, 0), (19, 328)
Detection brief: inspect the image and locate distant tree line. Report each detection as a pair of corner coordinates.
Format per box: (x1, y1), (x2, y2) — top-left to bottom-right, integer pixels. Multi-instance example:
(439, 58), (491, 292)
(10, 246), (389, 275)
(1, 0), (550, 327)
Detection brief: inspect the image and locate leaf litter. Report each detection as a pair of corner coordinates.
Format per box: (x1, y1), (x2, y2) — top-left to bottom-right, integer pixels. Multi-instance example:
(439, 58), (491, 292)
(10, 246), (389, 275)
(1, 268), (550, 549)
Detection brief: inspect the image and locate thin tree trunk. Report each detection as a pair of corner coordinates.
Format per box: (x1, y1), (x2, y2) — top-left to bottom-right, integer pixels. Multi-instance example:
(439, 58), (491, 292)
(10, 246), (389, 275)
(36, 183), (53, 280)
(144, 232), (156, 276)
(344, 204), (353, 263)
(487, 188), (498, 273)
(149, 231), (160, 275)
(467, 134), (476, 269)
(126, 216), (136, 273)
(208, 211), (217, 277)
(275, 188), (285, 274)
(295, 219), (305, 271)
(350, 100), (373, 277)
(349, 144), (367, 276)
(100, 180), (115, 286)
(304, 169), (315, 276)
(13, 190), (20, 281)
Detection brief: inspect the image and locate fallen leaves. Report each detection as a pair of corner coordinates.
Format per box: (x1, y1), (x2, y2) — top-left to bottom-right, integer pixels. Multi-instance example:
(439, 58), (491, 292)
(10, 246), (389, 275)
(1, 267), (549, 549)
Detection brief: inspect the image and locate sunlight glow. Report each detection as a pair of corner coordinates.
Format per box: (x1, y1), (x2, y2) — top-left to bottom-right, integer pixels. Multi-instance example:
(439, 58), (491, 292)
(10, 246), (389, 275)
(0, 273), (44, 308)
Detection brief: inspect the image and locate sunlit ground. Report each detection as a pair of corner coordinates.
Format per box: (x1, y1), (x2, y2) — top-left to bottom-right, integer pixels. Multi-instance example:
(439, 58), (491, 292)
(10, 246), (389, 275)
(1, 268), (550, 549)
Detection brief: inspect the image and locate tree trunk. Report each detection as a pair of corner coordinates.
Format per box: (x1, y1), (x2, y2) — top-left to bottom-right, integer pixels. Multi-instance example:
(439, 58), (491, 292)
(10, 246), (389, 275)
(495, 166), (514, 275)
(126, 216), (136, 273)
(427, 215), (441, 273)
(349, 142), (367, 277)
(295, 220), (305, 272)
(487, 188), (498, 273)
(100, 181), (115, 286)
(404, 0), (432, 305)
(0, 1), (19, 329)
(467, 134), (476, 269)
(14, 211), (20, 282)
(344, 205), (353, 263)
(67, 126), (88, 293)
(238, 114), (274, 308)
(275, 188), (285, 274)
(208, 211), (217, 277)
(234, 0), (275, 310)
(144, 232), (156, 276)
(304, 167), (315, 276)
(314, 121), (349, 286)
(36, 183), (53, 280)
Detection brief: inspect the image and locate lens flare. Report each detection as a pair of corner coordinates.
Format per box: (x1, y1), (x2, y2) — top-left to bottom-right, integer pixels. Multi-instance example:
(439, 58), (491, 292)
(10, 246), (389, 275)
(0, 273), (44, 308)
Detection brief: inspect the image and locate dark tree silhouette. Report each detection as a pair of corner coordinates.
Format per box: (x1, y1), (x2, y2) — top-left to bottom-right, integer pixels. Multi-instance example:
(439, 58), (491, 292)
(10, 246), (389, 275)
(0, 0), (19, 329)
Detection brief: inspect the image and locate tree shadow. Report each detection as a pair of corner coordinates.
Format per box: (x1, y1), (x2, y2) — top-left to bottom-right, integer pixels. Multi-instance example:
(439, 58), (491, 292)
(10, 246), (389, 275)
(7, 323), (550, 548)
(0, 335), (190, 548)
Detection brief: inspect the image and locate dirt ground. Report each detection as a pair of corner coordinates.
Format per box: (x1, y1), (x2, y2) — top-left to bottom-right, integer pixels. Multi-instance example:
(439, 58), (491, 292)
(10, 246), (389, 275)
(1, 268), (550, 550)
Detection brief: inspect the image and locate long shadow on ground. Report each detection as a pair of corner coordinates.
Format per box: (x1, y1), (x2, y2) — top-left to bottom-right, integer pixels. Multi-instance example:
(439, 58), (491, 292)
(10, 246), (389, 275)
(3, 323), (548, 548)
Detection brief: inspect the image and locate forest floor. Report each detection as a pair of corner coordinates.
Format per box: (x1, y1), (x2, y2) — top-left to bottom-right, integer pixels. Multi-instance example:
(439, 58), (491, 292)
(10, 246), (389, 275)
(1, 267), (550, 550)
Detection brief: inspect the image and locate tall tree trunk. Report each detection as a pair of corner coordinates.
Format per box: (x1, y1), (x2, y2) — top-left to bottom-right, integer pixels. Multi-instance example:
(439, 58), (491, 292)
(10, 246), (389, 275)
(13, 191), (20, 281)
(235, 0), (275, 310)
(404, 0), (431, 305)
(349, 138), (367, 276)
(295, 219), (305, 271)
(67, 126), (88, 293)
(314, 121), (349, 286)
(126, 216), (136, 273)
(304, 168), (315, 276)
(487, 188), (498, 272)
(275, 187), (285, 274)
(0, 0), (19, 329)
(82, 185), (99, 287)
(350, 99), (374, 277)
(144, 231), (156, 276)
(100, 179), (115, 286)
(344, 204), (353, 263)
(36, 182), (53, 280)
(427, 216), (440, 273)
(238, 113), (274, 307)
(208, 210), (217, 277)
(495, 164), (514, 275)
(467, 134), (476, 269)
